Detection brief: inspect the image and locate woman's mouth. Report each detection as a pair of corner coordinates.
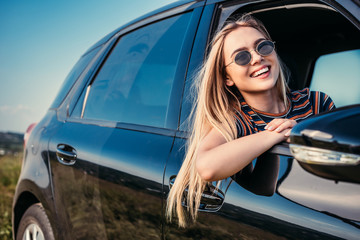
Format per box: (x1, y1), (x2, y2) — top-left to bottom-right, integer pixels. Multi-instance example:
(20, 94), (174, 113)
(250, 66), (270, 78)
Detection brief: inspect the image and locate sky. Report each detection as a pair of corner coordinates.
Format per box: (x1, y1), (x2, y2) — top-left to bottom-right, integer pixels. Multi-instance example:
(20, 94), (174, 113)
(0, 0), (176, 133)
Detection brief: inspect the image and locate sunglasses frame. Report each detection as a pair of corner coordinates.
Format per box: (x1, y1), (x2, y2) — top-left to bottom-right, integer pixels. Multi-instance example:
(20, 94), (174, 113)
(225, 40), (276, 67)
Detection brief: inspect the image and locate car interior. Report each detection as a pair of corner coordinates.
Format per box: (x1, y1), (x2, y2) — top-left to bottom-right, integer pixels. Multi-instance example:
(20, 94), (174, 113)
(216, 1), (360, 91)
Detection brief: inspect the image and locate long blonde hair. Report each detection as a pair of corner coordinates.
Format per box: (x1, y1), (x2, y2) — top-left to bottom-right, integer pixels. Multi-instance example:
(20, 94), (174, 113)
(166, 14), (290, 227)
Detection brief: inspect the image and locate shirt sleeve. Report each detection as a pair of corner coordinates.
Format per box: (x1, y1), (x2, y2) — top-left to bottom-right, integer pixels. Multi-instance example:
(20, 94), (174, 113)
(235, 119), (244, 137)
(310, 91), (336, 114)
(234, 110), (254, 138)
(322, 92), (336, 112)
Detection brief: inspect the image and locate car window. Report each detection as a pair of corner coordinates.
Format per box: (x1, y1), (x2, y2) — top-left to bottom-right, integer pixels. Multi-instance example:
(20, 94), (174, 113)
(50, 46), (101, 108)
(81, 13), (192, 128)
(310, 49), (360, 107)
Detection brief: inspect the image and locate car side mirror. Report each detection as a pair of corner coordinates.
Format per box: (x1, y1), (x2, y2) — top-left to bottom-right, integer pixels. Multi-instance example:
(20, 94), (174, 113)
(289, 105), (360, 183)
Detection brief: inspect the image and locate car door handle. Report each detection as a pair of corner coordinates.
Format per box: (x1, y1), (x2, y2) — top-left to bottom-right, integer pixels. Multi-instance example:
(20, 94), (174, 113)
(56, 144), (77, 165)
(169, 175), (225, 211)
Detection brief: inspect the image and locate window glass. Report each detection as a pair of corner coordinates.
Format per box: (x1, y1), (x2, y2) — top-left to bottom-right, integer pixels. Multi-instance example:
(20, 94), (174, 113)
(50, 46), (101, 108)
(310, 49), (360, 107)
(82, 13), (191, 128)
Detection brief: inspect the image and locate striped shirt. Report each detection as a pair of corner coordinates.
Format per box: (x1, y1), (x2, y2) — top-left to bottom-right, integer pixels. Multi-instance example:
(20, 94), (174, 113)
(235, 88), (335, 137)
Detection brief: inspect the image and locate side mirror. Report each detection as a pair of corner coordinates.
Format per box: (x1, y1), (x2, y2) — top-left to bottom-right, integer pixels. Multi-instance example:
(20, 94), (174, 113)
(290, 105), (360, 183)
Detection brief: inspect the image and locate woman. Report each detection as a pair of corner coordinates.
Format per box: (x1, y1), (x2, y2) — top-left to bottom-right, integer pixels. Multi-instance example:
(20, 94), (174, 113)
(166, 14), (334, 227)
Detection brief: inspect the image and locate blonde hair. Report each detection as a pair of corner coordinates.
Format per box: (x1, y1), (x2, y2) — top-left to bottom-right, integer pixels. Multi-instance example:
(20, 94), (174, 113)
(166, 14), (290, 227)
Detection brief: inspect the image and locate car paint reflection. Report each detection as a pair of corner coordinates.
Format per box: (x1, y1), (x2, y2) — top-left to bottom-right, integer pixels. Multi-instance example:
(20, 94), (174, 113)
(278, 159), (360, 222)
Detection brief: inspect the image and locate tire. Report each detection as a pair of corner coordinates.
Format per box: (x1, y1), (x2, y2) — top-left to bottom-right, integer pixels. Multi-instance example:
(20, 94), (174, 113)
(16, 203), (55, 240)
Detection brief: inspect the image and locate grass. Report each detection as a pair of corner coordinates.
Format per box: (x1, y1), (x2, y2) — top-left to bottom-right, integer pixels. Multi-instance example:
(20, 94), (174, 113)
(0, 153), (22, 240)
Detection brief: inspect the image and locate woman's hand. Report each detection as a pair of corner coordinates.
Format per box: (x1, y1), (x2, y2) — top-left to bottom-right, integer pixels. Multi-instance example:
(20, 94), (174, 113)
(264, 118), (297, 137)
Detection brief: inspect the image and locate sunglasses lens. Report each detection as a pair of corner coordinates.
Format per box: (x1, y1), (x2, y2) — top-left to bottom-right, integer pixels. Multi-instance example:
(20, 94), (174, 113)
(231, 41), (274, 67)
(234, 51), (252, 66)
(257, 40), (275, 56)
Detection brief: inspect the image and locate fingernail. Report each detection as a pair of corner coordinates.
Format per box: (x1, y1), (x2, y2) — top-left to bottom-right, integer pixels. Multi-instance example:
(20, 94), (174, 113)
(275, 127), (281, 132)
(264, 125), (268, 130)
(267, 126), (274, 131)
(285, 130), (291, 136)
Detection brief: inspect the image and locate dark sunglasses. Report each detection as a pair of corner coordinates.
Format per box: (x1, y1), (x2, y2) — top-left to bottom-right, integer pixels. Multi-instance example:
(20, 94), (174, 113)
(225, 40), (275, 67)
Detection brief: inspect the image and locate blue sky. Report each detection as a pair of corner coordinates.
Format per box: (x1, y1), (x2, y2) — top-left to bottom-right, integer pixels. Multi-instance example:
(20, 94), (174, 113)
(0, 0), (175, 133)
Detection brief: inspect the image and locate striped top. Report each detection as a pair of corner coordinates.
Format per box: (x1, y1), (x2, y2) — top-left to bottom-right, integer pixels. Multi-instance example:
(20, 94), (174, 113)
(235, 88), (335, 137)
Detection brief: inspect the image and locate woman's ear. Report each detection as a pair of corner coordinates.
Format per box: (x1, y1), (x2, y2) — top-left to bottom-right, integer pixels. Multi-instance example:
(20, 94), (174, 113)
(225, 78), (234, 86)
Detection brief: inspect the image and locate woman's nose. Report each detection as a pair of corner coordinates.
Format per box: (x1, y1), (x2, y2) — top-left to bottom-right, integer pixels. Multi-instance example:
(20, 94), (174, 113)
(250, 50), (263, 65)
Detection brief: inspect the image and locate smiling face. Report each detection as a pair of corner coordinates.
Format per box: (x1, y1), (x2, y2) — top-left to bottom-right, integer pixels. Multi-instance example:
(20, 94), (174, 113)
(223, 26), (280, 98)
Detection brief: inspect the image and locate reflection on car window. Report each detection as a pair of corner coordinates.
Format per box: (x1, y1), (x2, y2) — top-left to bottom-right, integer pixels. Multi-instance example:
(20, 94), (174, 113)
(50, 46), (101, 108)
(82, 13), (191, 128)
(310, 49), (360, 107)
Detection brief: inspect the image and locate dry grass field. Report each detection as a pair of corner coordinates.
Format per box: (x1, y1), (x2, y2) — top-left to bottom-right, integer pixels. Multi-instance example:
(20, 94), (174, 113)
(0, 153), (22, 240)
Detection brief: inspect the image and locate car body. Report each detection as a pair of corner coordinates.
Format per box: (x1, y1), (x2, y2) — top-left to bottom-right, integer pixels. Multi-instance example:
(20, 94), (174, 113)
(13, 0), (360, 239)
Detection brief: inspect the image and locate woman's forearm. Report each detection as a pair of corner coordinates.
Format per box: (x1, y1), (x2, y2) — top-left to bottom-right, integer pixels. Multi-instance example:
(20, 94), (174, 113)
(196, 130), (286, 181)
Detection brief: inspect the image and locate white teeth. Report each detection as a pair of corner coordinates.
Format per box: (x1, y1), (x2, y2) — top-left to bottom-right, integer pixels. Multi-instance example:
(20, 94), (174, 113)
(252, 67), (269, 77)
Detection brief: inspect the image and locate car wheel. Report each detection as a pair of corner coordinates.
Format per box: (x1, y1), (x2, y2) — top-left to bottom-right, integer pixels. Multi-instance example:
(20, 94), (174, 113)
(16, 203), (55, 240)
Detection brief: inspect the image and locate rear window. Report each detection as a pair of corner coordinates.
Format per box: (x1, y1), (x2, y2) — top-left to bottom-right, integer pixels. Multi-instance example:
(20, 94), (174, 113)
(81, 13), (192, 128)
(50, 46), (101, 108)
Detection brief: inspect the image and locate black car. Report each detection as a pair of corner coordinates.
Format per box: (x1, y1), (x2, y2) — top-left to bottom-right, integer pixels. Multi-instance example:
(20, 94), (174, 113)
(13, 0), (360, 239)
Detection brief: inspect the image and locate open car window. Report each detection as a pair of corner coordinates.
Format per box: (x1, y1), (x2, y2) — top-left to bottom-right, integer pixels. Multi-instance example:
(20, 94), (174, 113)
(216, 2), (360, 91)
(211, 0), (360, 191)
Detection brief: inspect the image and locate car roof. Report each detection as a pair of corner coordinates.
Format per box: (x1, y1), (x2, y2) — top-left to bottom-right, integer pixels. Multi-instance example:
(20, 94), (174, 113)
(82, 0), (360, 56)
(82, 0), (202, 55)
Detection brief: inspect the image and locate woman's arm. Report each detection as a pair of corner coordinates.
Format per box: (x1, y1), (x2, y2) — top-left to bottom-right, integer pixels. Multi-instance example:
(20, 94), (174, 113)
(196, 119), (296, 182)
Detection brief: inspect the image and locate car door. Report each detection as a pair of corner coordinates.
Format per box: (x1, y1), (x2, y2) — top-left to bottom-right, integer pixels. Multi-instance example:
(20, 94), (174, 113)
(47, 7), (202, 239)
(164, 1), (360, 239)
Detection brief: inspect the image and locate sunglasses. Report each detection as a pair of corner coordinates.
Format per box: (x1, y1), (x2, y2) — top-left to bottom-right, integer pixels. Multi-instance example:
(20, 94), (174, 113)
(225, 40), (275, 67)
